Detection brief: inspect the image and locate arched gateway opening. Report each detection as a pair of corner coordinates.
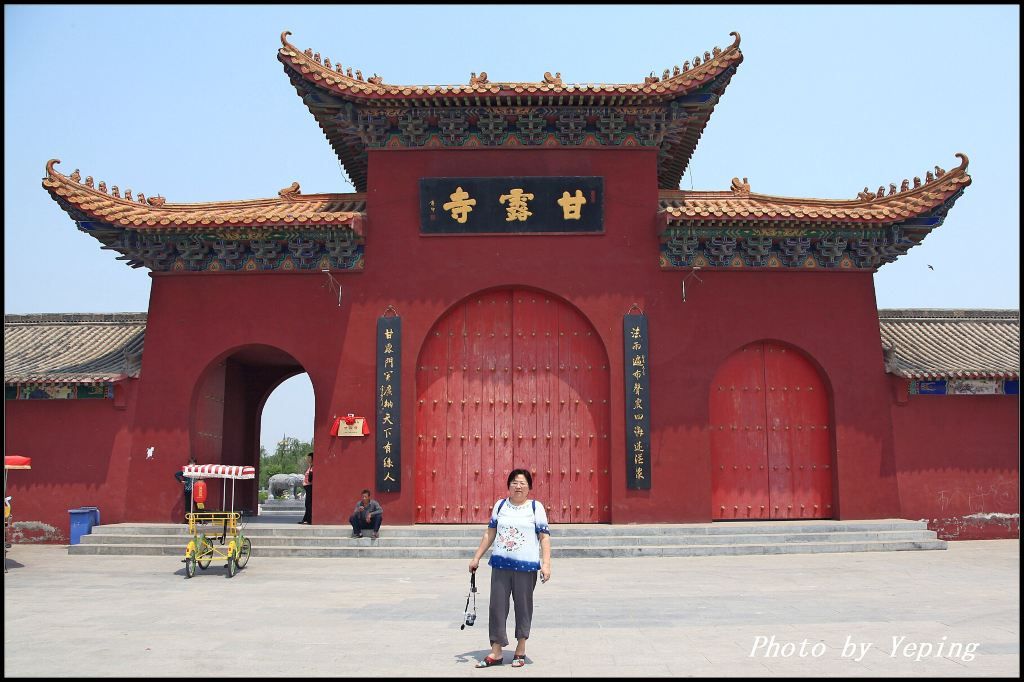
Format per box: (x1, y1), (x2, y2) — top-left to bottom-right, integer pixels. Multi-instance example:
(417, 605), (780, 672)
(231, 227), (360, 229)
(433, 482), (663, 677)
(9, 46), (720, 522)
(710, 341), (835, 520)
(191, 344), (310, 516)
(416, 289), (611, 524)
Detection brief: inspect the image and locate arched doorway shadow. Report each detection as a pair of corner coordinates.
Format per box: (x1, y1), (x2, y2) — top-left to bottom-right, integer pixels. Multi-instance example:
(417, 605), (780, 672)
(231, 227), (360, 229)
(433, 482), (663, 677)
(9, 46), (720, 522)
(190, 344), (310, 515)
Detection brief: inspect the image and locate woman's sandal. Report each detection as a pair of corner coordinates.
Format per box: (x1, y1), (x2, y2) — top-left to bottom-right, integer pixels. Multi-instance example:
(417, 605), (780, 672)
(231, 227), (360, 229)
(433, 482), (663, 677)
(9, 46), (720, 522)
(475, 655), (503, 668)
(511, 655), (527, 668)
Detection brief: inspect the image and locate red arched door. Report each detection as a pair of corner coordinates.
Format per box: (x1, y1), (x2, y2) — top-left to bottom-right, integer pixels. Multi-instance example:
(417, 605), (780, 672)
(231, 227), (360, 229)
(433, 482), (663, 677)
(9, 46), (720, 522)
(416, 289), (610, 523)
(710, 341), (834, 520)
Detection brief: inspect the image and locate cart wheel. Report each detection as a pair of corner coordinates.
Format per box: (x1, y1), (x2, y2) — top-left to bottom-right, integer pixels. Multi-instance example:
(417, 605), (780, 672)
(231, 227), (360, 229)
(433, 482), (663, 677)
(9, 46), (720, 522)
(236, 537), (252, 569)
(184, 557), (196, 579)
(227, 556), (237, 578)
(197, 554), (211, 570)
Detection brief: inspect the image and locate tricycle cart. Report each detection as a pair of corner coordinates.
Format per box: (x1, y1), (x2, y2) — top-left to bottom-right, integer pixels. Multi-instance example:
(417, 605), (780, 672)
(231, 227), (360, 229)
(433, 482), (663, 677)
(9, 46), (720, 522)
(5, 455), (32, 573)
(181, 463), (254, 578)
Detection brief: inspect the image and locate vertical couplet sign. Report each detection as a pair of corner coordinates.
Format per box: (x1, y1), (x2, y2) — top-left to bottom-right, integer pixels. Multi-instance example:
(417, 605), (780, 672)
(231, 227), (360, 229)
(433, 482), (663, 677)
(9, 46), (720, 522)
(376, 315), (401, 492)
(623, 313), (651, 489)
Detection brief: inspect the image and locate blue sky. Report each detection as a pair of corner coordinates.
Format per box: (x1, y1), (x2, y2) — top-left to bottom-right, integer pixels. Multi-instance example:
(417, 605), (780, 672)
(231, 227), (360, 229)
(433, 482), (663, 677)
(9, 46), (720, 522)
(4, 5), (1019, 452)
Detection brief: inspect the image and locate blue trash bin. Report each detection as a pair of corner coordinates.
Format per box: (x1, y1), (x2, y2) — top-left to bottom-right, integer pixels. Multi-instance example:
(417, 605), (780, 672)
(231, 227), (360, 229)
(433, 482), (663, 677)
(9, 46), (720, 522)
(68, 507), (100, 545)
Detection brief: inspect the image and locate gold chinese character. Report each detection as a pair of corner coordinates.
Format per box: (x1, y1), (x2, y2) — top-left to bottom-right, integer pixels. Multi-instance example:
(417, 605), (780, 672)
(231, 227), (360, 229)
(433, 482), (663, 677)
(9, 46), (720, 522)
(382, 399), (394, 410)
(384, 371), (393, 382)
(631, 341), (642, 351)
(384, 472), (396, 482)
(634, 453), (645, 465)
(382, 412), (394, 425)
(635, 466), (645, 480)
(383, 442), (392, 454)
(443, 186), (476, 223)
(632, 355), (645, 368)
(633, 425), (644, 438)
(499, 188), (534, 222)
(633, 441), (645, 452)
(634, 413), (644, 420)
(383, 457), (394, 468)
(557, 190), (587, 220)
(379, 384), (393, 399)
(633, 398), (643, 410)
(633, 382), (643, 396)
(384, 342), (394, 354)
(384, 357), (394, 369)
(632, 369), (643, 380)
(631, 326), (641, 339)
(384, 328), (394, 339)
(383, 428), (393, 439)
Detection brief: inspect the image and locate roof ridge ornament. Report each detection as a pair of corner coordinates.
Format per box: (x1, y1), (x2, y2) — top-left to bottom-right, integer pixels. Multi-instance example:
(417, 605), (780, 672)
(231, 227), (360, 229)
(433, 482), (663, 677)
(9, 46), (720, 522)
(469, 71), (489, 85)
(543, 71), (563, 86)
(730, 177), (751, 195)
(857, 153), (970, 201)
(45, 159), (166, 205)
(655, 31), (740, 85)
(279, 181), (302, 199)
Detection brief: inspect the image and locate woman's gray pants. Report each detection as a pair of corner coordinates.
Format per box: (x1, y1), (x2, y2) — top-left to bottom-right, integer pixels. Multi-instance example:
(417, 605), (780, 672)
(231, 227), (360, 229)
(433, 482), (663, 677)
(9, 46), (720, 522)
(488, 567), (538, 646)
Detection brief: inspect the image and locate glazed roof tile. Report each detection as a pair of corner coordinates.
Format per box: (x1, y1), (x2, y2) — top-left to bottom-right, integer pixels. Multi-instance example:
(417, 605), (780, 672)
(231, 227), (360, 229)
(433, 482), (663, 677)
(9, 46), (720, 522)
(278, 31), (743, 104)
(42, 160), (365, 233)
(660, 155), (971, 225)
(4, 313), (147, 384)
(879, 310), (1020, 380)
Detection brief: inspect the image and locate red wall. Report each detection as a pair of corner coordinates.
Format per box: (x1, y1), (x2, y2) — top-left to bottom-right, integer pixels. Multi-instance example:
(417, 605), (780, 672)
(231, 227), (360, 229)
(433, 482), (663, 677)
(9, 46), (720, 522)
(891, 378), (1020, 539)
(4, 379), (139, 540)
(16, 145), (972, 535)
(106, 147), (905, 526)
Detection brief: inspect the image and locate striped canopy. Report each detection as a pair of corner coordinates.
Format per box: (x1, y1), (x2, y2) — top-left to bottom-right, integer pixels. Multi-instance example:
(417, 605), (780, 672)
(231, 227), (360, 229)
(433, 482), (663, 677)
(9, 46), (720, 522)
(5, 455), (32, 470)
(181, 464), (255, 480)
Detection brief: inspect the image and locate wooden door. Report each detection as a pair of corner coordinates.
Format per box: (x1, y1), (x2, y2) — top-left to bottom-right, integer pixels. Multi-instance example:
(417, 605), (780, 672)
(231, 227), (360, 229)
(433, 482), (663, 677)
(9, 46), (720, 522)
(710, 341), (833, 519)
(416, 289), (610, 523)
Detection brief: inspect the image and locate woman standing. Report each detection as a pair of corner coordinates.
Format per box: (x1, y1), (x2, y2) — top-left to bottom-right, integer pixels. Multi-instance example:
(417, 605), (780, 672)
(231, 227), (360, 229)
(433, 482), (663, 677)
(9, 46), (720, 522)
(469, 469), (551, 668)
(298, 452), (313, 525)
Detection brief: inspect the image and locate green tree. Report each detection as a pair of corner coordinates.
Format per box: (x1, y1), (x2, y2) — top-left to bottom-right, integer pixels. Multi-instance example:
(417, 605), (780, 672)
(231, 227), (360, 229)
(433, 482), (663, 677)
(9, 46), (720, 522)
(259, 436), (313, 492)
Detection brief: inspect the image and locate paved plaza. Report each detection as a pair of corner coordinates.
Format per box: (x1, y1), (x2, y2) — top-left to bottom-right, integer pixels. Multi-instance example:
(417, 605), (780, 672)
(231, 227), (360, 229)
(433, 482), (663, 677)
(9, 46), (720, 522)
(3, 540), (1019, 677)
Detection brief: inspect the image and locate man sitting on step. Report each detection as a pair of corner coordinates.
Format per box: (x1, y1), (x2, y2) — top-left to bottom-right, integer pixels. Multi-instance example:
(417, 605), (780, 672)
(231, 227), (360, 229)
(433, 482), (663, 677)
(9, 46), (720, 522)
(349, 489), (384, 539)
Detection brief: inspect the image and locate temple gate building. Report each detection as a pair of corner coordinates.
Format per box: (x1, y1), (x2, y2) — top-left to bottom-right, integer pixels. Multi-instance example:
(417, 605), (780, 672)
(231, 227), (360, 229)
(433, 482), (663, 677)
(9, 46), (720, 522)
(6, 32), (1019, 540)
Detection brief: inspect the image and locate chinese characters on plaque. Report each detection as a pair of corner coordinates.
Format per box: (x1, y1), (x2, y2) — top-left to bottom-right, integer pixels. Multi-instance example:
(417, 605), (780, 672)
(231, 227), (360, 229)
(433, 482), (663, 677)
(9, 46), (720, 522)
(623, 313), (651, 489)
(376, 316), (401, 492)
(421, 177), (603, 234)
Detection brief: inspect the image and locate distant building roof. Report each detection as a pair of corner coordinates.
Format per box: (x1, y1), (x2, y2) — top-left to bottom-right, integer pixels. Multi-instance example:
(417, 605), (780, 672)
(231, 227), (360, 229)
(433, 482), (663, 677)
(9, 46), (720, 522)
(5, 309), (1018, 384)
(879, 309), (1020, 380)
(4, 313), (146, 384)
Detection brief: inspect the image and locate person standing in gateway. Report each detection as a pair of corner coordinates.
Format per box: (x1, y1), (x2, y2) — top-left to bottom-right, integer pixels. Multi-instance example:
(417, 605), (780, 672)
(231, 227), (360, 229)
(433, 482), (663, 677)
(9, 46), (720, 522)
(298, 452), (313, 525)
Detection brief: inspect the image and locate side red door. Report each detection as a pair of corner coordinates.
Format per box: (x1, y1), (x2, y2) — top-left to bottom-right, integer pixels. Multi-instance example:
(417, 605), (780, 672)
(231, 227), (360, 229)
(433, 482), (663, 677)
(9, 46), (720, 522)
(711, 341), (833, 520)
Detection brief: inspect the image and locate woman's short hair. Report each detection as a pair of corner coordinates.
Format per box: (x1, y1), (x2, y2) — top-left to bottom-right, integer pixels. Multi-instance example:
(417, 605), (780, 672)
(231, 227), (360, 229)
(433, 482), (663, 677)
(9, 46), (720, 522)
(507, 468), (532, 489)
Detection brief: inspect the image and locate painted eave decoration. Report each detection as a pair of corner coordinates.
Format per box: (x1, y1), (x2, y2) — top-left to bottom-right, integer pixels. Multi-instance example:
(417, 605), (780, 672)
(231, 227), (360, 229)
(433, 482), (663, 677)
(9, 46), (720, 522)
(659, 155), (972, 270)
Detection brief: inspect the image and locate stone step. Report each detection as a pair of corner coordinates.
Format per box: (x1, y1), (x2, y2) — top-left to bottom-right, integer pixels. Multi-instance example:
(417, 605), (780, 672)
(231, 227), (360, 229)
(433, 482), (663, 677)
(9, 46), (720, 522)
(76, 529), (940, 548)
(87, 519), (930, 537)
(68, 538), (946, 558)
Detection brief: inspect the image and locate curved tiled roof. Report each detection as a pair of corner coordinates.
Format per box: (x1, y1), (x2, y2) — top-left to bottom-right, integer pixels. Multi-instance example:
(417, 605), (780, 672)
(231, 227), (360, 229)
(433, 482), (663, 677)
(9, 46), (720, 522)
(661, 154), (971, 225)
(278, 32), (743, 191)
(278, 31), (743, 104)
(879, 309), (1020, 380)
(42, 160), (365, 233)
(4, 313), (147, 384)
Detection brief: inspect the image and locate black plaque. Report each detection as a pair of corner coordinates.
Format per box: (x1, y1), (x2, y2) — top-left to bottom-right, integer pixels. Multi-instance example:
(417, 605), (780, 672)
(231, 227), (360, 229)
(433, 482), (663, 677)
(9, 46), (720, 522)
(623, 314), (651, 489)
(376, 316), (401, 492)
(420, 177), (603, 234)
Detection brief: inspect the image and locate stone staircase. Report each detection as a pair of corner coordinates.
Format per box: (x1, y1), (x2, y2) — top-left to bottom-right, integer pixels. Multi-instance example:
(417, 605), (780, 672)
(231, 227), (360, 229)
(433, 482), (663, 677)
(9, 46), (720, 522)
(68, 519), (945, 558)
